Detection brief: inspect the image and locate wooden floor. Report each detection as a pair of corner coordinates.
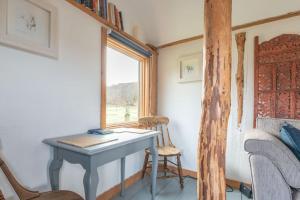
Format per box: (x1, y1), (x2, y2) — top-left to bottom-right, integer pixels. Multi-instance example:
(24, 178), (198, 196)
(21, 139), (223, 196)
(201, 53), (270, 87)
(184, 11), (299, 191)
(113, 175), (251, 200)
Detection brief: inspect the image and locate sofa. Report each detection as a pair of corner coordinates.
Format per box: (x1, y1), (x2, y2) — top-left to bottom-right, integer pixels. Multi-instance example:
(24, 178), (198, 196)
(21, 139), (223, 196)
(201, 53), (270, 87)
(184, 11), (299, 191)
(244, 118), (300, 200)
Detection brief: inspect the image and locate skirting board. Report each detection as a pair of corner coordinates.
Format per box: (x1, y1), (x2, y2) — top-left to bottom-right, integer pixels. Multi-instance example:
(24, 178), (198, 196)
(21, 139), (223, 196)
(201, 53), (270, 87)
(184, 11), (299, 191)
(96, 166), (250, 200)
(97, 171), (143, 200)
(166, 165), (250, 189)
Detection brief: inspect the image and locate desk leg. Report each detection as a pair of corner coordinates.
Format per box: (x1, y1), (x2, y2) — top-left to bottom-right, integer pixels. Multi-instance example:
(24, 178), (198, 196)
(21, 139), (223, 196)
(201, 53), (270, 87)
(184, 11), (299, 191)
(150, 140), (158, 200)
(49, 147), (63, 191)
(120, 157), (126, 196)
(83, 163), (99, 200)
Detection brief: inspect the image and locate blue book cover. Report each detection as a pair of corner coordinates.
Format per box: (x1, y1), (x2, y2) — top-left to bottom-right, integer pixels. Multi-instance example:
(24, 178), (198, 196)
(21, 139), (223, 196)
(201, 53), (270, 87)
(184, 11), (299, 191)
(83, 0), (88, 7)
(83, 0), (92, 9)
(99, 0), (104, 17)
(103, 0), (107, 19)
(87, 128), (113, 135)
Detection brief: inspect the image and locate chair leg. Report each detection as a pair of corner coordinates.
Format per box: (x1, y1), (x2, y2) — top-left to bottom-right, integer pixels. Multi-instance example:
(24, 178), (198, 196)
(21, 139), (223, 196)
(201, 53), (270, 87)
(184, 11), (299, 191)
(142, 153), (150, 179)
(164, 156), (168, 176)
(176, 155), (184, 189)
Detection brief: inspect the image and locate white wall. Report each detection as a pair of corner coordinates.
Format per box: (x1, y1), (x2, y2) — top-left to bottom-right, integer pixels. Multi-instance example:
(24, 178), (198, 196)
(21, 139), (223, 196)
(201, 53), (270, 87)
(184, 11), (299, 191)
(0, 0), (143, 199)
(110, 0), (300, 46)
(2, 1), (300, 198)
(157, 41), (203, 171)
(157, 16), (300, 183)
(109, 0), (154, 43)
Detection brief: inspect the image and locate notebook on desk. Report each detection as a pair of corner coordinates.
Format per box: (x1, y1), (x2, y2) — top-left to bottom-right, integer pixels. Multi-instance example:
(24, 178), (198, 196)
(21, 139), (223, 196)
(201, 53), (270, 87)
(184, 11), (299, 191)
(58, 135), (118, 148)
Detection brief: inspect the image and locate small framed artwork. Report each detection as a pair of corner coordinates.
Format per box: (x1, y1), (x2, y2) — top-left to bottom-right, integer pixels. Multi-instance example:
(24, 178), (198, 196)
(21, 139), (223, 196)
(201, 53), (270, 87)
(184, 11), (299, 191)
(178, 52), (203, 83)
(0, 0), (58, 58)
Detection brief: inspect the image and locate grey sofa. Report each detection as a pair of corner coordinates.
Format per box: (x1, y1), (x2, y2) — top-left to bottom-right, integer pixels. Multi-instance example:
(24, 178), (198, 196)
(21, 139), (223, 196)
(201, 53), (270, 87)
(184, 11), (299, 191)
(244, 118), (300, 200)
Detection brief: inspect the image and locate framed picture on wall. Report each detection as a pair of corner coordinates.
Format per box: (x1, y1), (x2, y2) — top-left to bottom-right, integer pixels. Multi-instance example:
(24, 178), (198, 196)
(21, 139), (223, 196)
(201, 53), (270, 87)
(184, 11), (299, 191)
(178, 52), (203, 83)
(0, 0), (58, 58)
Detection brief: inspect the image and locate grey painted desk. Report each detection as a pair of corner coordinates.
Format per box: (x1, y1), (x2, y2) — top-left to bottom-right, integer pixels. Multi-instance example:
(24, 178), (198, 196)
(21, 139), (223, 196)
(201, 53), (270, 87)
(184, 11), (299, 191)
(43, 131), (159, 200)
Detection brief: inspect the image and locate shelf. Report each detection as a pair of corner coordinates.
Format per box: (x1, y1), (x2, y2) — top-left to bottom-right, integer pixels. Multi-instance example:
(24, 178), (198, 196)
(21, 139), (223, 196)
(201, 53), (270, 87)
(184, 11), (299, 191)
(65, 0), (153, 52)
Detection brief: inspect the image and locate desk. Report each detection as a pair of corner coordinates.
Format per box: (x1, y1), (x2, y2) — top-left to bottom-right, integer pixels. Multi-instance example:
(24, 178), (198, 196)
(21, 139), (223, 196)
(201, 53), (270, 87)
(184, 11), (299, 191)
(43, 131), (159, 200)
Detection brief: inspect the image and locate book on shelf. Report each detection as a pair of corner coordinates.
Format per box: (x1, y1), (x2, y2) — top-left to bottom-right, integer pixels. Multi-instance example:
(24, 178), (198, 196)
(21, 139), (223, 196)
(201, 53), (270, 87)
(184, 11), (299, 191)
(108, 2), (116, 25)
(99, 0), (104, 18)
(92, 0), (99, 14)
(73, 0), (123, 30)
(103, 0), (108, 19)
(107, 2), (112, 24)
(98, 0), (108, 19)
(83, 0), (93, 9)
(119, 11), (124, 31)
(114, 5), (120, 29)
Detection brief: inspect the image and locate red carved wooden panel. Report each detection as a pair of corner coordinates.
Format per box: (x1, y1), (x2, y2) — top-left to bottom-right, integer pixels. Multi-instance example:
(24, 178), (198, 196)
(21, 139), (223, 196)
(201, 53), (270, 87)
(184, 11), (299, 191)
(296, 91), (300, 118)
(254, 34), (300, 126)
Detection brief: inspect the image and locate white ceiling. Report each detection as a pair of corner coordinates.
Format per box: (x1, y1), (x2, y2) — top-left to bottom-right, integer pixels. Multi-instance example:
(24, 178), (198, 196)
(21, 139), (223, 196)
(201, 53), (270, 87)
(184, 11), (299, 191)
(111, 0), (300, 46)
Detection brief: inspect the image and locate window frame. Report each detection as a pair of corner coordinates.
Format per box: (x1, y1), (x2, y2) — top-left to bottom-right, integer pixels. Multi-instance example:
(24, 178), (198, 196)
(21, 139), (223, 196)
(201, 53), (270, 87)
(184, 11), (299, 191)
(101, 36), (149, 129)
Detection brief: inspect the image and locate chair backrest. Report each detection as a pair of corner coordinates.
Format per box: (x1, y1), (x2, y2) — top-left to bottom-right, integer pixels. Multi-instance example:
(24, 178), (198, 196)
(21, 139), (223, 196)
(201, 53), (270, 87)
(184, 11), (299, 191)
(138, 116), (174, 147)
(0, 157), (40, 200)
(138, 117), (157, 130)
(0, 190), (5, 200)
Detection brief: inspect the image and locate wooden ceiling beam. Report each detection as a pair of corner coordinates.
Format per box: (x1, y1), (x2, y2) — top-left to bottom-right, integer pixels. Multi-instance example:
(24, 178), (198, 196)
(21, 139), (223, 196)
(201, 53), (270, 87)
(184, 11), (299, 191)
(158, 10), (300, 49)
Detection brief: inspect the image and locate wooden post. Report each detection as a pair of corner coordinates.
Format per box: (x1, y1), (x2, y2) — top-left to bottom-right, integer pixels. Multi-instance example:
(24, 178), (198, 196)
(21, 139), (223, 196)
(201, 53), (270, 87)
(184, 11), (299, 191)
(198, 0), (232, 199)
(236, 32), (246, 127)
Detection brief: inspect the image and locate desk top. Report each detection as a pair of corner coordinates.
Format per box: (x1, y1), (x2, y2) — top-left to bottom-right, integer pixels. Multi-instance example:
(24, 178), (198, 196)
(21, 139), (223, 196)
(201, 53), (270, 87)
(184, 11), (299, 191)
(43, 131), (159, 156)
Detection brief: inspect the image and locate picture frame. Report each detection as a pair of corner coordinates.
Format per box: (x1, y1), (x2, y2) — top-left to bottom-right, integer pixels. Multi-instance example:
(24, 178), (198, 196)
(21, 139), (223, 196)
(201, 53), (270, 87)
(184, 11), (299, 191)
(0, 0), (58, 58)
(178, 52), (203, 83)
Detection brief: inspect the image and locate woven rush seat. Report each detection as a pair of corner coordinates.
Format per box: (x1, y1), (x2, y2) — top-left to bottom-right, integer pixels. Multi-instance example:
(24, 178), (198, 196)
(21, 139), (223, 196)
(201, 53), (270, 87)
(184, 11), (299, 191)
(146, 146), (181, 156)
(0, 157), (83, 200)
(34, 191), (82, 200)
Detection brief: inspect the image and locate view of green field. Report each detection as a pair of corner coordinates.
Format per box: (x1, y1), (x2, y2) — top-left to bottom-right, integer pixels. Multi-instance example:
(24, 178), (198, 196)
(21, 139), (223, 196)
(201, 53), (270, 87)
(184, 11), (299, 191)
(106, 47), (140, 125)
(107, 104), (138, 124)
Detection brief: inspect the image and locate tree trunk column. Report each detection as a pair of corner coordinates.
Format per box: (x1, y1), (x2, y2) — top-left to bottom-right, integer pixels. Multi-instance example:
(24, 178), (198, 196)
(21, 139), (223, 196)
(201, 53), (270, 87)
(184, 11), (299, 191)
(198, 0), (232, 200)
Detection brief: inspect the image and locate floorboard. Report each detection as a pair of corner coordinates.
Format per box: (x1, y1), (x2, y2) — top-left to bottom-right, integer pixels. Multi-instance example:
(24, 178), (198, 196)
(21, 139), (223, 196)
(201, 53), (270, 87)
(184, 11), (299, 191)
(113, 175), (251, 200)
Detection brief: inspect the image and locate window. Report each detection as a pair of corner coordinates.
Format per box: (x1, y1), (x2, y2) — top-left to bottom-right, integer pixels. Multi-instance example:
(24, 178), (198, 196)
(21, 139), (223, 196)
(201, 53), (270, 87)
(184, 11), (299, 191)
(101, 36), (149, 128)
(106, 47), (140, 124)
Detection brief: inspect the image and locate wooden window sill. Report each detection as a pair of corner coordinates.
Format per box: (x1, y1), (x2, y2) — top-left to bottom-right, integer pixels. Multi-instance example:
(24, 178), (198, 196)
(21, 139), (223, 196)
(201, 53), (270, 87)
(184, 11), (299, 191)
(107, 122), (140, 129)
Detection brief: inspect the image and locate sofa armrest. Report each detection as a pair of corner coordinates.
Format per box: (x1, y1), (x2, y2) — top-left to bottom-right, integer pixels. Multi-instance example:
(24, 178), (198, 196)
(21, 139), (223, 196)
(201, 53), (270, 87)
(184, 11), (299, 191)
(244, 129), (300, 188)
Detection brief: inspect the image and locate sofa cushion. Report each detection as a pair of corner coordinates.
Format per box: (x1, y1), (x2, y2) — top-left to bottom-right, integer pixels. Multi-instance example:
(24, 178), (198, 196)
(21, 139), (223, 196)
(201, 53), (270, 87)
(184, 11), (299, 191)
(280, 124), (300, 161)
(257, 118), (300, 137)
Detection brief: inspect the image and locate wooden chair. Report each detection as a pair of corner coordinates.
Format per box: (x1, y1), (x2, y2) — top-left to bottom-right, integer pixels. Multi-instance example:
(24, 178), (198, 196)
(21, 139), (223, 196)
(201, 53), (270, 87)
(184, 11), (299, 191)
(0, 157), (83, 200)
(0, 190), (5, 200)
(139, 116), (184, 189)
